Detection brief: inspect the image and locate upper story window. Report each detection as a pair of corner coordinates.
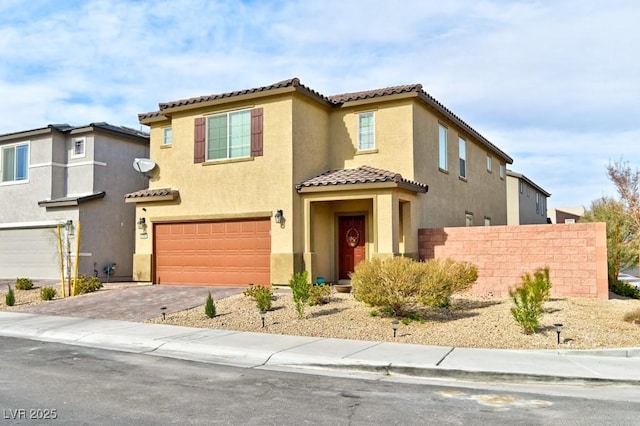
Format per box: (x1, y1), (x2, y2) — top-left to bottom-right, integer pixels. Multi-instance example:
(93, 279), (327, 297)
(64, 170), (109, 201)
(519, 181), (524, 194)
(163, 127), (173, 145)
(486, 155), (492, 172)
(358, 112), (375, 150)
(438, 124), (448, 171)
(1, 143), (29, 183)
(536, 193), (540, 214)
(459, 137), (467, 179)
(72, 137), (85, 158)
(207, 109), (251, 160)
(499, 163), (505, 179)
(193, 108), (263, 164)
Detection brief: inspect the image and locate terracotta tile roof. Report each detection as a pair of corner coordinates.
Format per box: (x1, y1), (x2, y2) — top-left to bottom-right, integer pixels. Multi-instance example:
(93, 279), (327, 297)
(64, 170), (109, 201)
(296, 165), (428, 193)
(137, 77), (512, 163)
(328, 84), (423, 103)
(138, 78), (331, 122)
(124, 188), (178, 199)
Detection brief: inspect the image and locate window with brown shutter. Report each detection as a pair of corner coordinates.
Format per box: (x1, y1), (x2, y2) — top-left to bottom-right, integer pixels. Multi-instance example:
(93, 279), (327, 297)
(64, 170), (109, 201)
(251, 108), (263, 157)
(194, 117), (206, 163)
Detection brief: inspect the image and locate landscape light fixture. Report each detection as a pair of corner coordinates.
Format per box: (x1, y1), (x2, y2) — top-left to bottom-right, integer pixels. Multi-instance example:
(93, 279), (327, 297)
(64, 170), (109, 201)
(554, 323), (563, 344)
(260, 310), (267, 328)
(391, 320), (400, 338)
(161, 306), (167, 321)
(274, 210), (284, 224)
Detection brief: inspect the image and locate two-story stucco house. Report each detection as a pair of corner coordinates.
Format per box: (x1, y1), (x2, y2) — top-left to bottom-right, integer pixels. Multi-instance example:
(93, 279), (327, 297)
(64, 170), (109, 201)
(506, 170), (551, 225)
(126, 78), (513, 286)
(0, 123), (149, 281)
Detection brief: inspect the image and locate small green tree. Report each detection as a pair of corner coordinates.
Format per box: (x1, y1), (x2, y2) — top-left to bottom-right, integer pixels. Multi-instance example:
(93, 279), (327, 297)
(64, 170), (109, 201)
(5, 285), (15, 306)
(289, 271), (311, 319)
(243, 285), (273, 312)
(204, 291), (216, 318)
(509, 267), (552, 334)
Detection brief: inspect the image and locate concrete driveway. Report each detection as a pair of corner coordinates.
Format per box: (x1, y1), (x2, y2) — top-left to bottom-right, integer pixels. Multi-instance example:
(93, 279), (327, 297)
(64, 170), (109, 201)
(2, 281), (244, 322)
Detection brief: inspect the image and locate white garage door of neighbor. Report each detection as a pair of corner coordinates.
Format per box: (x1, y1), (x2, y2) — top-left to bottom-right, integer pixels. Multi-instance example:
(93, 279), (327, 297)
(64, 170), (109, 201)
(0, 227), (61, 279)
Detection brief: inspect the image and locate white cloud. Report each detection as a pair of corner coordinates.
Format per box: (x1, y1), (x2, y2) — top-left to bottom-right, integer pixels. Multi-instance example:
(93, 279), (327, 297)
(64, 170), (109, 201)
(0, 0), (638, 208)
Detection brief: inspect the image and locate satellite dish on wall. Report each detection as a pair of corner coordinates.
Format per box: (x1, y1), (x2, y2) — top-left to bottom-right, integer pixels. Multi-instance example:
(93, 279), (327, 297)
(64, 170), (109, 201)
(133, 158), (156, 174)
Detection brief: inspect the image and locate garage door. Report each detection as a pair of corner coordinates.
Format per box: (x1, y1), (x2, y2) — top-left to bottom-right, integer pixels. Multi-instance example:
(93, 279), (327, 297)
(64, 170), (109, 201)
(154, 219), (271, 286)
(0, 227), (61, 279)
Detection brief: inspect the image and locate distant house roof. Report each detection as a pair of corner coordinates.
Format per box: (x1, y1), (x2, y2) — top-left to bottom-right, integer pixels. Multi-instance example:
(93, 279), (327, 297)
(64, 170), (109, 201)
(0, 122), (149, 143)
(138, 78), (513, 163)
(296, 165), (428, 193)
(506, 170), (551, 197)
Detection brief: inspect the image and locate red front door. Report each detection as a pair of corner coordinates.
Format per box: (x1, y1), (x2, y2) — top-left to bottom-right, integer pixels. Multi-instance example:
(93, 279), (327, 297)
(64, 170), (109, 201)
(338, 215), (366, 280)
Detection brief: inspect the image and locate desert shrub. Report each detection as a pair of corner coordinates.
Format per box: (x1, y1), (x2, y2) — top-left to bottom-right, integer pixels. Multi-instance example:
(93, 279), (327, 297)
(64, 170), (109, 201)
(5, 285), (15, 306)
(351, 257), (478, 316)
(352, 257), (422, 316)
(509, 267), (552, 334)
(611, 280), (640, 299)
(243, 284), (273, 312)
(204, 291), (216, 318)
(15, 277), (33, 290)
(73, 275), (103, 295)
(289, 271), (311, 319)
(40, 286), (57, 301)
(308, 284), (331, 306)
(418, 259), (478, 308)
(623, 308), (640, 323)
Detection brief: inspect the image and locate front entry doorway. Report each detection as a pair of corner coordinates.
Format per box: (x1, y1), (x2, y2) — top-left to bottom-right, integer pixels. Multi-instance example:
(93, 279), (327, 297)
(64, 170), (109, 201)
(338, 215), (366, 280)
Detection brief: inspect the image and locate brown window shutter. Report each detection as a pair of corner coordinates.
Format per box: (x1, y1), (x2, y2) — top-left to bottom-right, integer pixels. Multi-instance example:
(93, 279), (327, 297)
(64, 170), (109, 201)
(194, 117), (206, 163)
(251, 108), (263, 157)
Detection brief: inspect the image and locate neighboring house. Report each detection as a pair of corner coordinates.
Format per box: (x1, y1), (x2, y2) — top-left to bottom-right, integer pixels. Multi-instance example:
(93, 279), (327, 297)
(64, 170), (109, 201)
(0, 123), (149, 281)
(548, 207), (584, 224)
(126, 78), (513, 286)
(506, 170), (551, 225)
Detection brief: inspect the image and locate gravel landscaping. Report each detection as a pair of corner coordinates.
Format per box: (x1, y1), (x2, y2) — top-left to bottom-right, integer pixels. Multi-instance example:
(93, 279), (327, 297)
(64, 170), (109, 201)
(3, 284), (640, 350)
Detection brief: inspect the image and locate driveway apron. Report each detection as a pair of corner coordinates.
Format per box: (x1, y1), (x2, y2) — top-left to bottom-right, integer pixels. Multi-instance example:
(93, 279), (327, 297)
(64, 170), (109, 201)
(10, 285), (244, 322)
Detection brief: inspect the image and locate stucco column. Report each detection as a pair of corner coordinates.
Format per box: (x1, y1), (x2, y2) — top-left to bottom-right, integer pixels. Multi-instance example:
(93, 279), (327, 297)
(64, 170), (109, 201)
(302, 197), (316, 280)
(373, 192), (399, 258)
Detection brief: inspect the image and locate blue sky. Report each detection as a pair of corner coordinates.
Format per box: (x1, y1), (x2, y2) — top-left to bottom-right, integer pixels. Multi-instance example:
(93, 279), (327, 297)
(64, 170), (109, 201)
(1, 0), (639, 209)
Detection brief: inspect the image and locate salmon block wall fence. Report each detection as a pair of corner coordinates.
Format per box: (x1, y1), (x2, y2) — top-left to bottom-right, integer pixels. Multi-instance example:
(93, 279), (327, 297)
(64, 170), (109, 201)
(418, 222), (608, 299)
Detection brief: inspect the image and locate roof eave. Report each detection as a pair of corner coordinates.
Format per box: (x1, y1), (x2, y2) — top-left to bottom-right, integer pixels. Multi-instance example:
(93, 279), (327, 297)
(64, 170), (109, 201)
(297, 181), (427, 194)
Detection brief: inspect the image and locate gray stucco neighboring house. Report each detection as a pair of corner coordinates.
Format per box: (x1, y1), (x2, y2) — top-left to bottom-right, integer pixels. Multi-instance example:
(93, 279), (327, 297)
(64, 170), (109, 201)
(0, 123), (149, 281)
(506, 170), (551, 225)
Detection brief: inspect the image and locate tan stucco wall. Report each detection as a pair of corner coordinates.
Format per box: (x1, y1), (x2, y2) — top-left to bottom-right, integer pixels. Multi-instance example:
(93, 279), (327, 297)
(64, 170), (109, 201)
(412, 103), (508, 227)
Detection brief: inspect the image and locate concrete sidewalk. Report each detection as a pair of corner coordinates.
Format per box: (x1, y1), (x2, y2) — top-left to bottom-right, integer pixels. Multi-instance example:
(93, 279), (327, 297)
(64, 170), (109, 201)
(1, 311), (639, 385)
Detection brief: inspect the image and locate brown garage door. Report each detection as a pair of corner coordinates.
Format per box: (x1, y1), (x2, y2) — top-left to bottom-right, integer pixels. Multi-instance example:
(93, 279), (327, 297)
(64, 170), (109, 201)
(154, 219), (271, 286)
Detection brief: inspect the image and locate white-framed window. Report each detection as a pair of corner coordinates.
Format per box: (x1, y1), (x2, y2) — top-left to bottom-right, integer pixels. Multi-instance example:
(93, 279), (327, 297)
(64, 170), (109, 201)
(526, 186), (530, 197)
(520, 181), (524, 194)
(499, 164), (505, 179)
(358, 112), (375, 150)
(163, 127), (173, 145)
(486, 155), (492, 172)
(459, 137), (467, 179)
(207, 109), (251, 160)
(438, 124), (448, 171)
(536, 193), (540, 214)
(465, 213), (474, 227)
(484, 217), (491, 226)
(1, 142), (29, 182)
(72, 137), (85, 158)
